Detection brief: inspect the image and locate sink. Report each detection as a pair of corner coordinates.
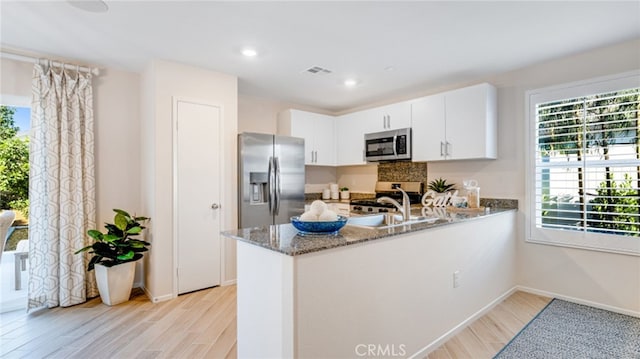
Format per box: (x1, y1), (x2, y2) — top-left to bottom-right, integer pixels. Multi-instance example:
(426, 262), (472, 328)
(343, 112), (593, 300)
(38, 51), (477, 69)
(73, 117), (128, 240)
(347, 213), (438, 229)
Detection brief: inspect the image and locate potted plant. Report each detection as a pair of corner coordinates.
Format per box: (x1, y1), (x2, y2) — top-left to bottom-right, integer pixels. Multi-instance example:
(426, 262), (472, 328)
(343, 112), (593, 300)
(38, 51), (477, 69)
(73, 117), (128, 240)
(75, 209), (150, 306)
(427, 178), (456, 193)
(340, 187), (350, 200)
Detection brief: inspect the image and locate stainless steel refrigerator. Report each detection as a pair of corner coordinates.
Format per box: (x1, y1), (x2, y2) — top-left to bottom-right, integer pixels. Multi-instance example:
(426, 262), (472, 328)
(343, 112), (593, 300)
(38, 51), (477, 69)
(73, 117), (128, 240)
(238, 132), (305, 228)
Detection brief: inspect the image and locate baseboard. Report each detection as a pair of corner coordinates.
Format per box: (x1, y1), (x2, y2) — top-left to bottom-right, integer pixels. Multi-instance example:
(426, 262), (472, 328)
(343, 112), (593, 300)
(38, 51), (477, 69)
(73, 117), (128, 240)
(409, 286), (519, 359)
(0, 299), (27, 314)
(516, 285), (640, 318)
(222, 279), (237, 286)
(141, 286), (174, 303)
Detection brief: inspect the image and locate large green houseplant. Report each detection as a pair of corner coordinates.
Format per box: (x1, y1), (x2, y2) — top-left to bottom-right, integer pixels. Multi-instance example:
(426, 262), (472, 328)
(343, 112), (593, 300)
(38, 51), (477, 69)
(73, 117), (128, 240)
(76, 209), (150, 306)
(76, 209), (150, 270)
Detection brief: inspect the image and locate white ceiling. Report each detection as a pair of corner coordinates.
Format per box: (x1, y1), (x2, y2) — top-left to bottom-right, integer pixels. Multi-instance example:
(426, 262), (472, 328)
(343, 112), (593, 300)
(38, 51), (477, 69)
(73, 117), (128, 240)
(1, 1), (639, 112)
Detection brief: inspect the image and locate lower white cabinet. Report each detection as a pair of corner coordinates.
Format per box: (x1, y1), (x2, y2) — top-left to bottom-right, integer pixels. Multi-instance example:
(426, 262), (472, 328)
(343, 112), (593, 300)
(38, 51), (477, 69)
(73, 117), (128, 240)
(412, 83), (497, 161)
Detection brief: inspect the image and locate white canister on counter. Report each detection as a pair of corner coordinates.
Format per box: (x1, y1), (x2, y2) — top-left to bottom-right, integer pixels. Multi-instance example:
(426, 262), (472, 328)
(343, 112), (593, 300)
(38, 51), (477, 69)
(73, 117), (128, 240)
(331, 191), (340, 200)
(322, 189), (331, 200)
(329, 183), (339, 192)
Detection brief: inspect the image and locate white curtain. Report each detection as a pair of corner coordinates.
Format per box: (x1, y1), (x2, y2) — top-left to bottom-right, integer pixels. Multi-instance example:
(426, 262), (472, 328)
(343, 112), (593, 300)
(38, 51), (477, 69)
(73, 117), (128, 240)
(27, 62), (98, 310)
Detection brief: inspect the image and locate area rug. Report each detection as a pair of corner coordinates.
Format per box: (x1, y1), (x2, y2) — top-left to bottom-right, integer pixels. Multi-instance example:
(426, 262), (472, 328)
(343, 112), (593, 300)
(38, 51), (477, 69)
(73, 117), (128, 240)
(493, 299), (640, 359)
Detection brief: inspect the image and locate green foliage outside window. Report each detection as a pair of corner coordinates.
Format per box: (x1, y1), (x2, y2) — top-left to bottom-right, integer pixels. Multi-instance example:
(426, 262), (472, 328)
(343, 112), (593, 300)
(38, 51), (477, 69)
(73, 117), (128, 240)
(589, 174), (640, 235)
(0, 105), (29, 216)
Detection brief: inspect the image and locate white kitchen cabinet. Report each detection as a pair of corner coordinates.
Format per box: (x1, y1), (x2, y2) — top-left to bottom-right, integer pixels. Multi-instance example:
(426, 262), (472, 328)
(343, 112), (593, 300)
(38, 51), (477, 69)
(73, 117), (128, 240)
(336, 101), (412, 166)
(336, 111), (368, 166)
(411, 94), (446, 161)
(412, 83), (497, 161)
(361, 101), (412, 132)
(278, 109), (336, 166)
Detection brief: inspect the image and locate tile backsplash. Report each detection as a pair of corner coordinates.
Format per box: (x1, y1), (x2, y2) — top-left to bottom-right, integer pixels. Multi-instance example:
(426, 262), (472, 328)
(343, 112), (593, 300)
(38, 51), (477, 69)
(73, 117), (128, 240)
(377, 162), (428, 189)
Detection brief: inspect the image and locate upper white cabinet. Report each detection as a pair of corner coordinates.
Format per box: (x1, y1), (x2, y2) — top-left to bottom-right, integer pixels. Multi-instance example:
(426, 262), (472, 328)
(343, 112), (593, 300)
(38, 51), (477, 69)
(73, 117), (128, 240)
(335, 101), (412, 166)
(279, 83), (496, 166)
(412, 83), (497, 161)
(411, 94), (446, 161)
(336, 111), (368, 166)
(278, 109), (336, 166)
(362, 101), (412, 132)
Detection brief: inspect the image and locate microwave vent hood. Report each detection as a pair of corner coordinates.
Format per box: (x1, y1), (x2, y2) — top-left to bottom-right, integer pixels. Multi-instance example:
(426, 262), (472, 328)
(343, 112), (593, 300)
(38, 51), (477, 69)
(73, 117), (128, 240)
(364, 128), (412, 162)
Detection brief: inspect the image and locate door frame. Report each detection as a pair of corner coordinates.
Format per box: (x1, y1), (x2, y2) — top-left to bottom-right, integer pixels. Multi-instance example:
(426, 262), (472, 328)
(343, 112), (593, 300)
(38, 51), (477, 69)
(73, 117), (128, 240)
(171, 96), (225, 297)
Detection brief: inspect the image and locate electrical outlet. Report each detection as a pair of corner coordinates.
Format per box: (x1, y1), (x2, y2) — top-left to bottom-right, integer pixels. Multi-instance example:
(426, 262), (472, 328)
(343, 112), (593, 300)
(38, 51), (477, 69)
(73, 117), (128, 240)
(453, 270), (460, 288)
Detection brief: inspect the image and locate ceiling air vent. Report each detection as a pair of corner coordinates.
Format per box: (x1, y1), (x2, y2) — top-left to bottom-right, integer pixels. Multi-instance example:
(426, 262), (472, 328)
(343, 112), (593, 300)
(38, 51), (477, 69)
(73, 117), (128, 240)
(304, 66), (332, 75)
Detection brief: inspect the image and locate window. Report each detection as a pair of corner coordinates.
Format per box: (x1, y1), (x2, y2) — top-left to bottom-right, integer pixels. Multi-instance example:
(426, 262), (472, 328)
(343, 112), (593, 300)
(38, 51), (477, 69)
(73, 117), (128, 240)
(1, 103), (30, 311)
(526, 72), (640, 255)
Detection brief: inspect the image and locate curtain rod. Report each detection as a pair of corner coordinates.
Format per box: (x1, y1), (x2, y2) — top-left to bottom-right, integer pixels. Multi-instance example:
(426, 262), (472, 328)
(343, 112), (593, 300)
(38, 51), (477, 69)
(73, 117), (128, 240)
(0, 51), (100, 76)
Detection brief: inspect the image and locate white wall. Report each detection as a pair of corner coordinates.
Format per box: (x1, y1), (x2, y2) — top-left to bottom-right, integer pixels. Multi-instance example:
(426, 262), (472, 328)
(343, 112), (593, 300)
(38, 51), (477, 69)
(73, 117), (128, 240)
(141, 60), (238, 301)
(238, 93), (332, 134)
(336, 164), (377, 193)
(0, 58), (32, 106)
(0, 57), (145, 283)
(427, 39), (640, 313)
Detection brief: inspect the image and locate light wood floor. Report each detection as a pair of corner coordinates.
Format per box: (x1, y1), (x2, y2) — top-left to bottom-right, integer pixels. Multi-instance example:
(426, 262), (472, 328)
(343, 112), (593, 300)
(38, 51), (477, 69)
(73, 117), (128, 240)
(0, 285), (237, 358)
(0, 286), (550, 359)
(426, 291), (552, 359)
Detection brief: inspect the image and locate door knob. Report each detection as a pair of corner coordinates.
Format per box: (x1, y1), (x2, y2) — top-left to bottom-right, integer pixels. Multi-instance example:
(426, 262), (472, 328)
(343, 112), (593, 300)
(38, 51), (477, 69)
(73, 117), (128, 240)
(211, 203), (220, 210)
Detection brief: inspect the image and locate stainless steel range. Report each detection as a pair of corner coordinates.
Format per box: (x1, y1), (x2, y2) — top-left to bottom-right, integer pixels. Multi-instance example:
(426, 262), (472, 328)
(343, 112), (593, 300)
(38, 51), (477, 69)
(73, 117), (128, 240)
(350, 181), (424, 214)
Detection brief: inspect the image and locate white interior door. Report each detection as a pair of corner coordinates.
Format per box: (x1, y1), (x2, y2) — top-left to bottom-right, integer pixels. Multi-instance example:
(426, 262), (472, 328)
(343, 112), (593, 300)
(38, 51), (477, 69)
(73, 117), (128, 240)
(175, 99), (222, 294)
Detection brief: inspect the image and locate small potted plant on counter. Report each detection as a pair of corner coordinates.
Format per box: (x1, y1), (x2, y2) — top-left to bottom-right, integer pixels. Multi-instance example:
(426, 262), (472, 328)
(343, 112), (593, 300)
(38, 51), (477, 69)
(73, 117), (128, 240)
(75, 209), (150, 306)
(427, 178), (456, 193)
(340, 187), (350, 200)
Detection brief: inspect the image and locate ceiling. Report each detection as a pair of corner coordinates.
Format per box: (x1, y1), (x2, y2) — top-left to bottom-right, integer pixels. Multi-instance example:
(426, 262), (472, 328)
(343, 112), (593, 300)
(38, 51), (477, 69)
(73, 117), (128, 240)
(1, 1), (639, 113)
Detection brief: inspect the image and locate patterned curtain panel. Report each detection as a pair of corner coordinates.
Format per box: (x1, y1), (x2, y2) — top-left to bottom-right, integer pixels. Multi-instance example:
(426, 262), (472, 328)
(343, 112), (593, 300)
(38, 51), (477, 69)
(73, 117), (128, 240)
(27, 63), (98, 310)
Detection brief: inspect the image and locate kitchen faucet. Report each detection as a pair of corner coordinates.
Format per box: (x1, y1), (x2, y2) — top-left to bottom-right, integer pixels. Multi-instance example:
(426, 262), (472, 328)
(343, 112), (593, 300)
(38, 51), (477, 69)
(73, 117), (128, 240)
(377, 188), (411, 221)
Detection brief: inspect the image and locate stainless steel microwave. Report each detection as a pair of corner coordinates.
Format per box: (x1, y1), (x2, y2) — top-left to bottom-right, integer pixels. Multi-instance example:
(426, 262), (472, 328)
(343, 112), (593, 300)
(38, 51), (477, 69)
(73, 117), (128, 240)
(364, 127), (411, 162)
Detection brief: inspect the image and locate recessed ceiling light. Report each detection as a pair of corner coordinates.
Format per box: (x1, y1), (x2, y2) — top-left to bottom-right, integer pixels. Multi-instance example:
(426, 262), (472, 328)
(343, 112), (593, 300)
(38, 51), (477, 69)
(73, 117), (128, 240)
(242, 48), (258, 57)
(344, 79), (358, 87)
(67, 0), (109, 13)
(384, 66), (395, 71)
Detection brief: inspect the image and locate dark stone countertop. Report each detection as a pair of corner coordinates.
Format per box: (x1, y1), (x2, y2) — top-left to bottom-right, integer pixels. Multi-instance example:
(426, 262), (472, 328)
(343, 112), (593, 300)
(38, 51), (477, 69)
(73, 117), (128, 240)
(222, 205), (517, 257)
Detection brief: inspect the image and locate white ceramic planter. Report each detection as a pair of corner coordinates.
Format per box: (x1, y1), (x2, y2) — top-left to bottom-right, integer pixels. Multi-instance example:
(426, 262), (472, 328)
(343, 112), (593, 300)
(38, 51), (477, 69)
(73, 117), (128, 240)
(340, 191), (350, 200)
(95, 261), (136, 306)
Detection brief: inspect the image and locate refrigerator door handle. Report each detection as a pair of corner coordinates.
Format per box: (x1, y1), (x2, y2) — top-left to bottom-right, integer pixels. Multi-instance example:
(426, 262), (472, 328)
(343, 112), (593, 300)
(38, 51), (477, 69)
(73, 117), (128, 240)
(274, 157), (281, 215)
(268, 156), (275, 215)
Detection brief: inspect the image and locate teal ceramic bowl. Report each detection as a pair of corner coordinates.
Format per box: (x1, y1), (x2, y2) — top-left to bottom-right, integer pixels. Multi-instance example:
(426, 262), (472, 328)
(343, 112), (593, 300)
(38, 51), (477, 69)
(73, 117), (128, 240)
(290, 215), (348, 235)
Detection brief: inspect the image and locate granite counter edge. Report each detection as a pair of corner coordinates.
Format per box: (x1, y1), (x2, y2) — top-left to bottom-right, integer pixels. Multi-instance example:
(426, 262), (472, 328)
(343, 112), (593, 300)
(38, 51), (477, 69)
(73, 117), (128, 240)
(223, 207), (517, 257)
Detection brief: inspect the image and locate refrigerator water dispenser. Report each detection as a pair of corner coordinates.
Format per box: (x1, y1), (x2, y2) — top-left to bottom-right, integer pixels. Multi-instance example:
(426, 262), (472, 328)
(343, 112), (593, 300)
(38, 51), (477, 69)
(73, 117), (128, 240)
(249, 172), (268, 204)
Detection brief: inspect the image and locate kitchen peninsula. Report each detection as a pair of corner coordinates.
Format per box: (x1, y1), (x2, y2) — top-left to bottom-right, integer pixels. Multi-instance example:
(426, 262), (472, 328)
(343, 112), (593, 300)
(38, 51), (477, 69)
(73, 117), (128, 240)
(223, 203), (518, 358)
